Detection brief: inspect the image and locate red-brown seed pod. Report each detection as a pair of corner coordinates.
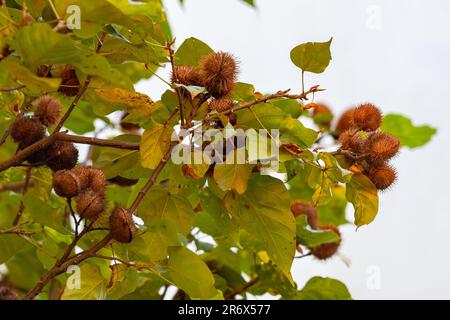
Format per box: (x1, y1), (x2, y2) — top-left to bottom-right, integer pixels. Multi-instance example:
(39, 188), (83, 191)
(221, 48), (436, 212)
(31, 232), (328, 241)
(52, 169), (83, 198)
(365, 164), (397, 190)
(199, 52), (238, 98)
(352, 103), (382, 132)
(338, 129), (364, 153)
(72, 167), (91, 191)
(87, 168), (106, 193)
(36, 65), (52, 78)
(309, 225), (341, 260)
(33, 95), (62, 127)
(208, 98), (234, 113)
(290, 200), (318, 229)
(10, 115), (45, 148)
(228, 112), (238, 126)
(109, 207), (136, 243)
(171, 65), (202, 86)
(312, 103), (333, 127)
(47, 141), (79, 172)
(365, 132), (400, 163)
(0, 286), (20, 300)
(76, 189), (106, 220)
(335, 108), (355, 134)
(58, 65), (80, 97)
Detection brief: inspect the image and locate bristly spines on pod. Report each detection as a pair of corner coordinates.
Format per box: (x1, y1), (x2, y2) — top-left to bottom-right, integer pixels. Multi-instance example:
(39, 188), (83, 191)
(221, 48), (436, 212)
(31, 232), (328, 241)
(199, 51), (238, 98)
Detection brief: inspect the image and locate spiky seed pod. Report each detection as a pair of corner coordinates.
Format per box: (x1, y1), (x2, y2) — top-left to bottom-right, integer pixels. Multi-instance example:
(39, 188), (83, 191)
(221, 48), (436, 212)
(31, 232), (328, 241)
(365, 165), (397, 190)
(11, 115), (45, 148)
(199, 52), (238, 98)
(290, 200), (318, 229)
(209, 98), (234, 113)
(36, 65), (52, 78)
(110, 207), (136, 243)
(335, 108), (355, 134)
(47, 141), (79, 172)
(0, 286), (20, 300)
(72, 167), (91, 190)
(87, 168), (106, 193)
(58, 65), (80, 97)
(52, 170), (83, 198)
(76, 189), (106, 220)
(310, 225), (341, 260)
(338, 129), (364, 153)
(312, 103), (333, 127)
(228, 112), (237, 126)
(171, 65), (202, 86)
(33, 95), (62, 127)
(352, 103), (382, 132)
(365, 132), (400, 163)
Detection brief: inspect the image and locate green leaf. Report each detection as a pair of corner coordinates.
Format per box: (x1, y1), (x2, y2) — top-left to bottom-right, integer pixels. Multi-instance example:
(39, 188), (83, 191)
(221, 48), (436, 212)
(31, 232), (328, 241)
(174, 37), (214, 67)
(140, 123), (174, 169)
(194, 188), (240, 245)
(0, 234), (29, 264)
(10, 24), (128, 86)
(213, 164), (253, 194)
(61, 264), (108, 300)
(23, 194), (70, 234)
(107, 264), (139, 300)
(239, 175), (296, 282)
(128, 220), (179, 263)
(346, 174), (379, 227)
(54, 0), (134, 39)
(296, 215), (339, 248)
(237, 102), (318, 147)
(136, 189), (194, 235)
(165, 246), (222, 299)
(296, 277), (352, 300)
(382, 113), (436, 149)
(290, 38), (333, 74)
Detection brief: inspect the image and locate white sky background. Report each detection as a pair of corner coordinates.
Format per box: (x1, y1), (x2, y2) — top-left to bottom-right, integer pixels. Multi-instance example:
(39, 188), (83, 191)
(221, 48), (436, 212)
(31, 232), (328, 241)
(134, 0), (450, 299)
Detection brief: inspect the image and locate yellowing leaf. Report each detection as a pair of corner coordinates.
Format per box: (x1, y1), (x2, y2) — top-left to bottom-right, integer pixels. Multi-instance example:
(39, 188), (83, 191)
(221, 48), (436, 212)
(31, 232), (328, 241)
(96, 87), (154, 112)
(346, 174), (379, 227)
(213, 164), (253, 194)
(61, 264), (107, 300)
(140, 123), (173, 169)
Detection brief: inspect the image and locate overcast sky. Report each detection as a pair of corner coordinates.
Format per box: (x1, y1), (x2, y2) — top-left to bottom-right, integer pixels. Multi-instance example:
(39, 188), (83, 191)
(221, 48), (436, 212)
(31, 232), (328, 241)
(135, 0), (450, 299)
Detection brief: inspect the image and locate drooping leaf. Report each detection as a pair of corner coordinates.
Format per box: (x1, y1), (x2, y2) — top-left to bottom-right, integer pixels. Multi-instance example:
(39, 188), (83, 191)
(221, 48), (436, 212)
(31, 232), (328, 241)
(239, 175), (296, 282)
(346, 174), (379, 227)
(382, 113), (436, 149)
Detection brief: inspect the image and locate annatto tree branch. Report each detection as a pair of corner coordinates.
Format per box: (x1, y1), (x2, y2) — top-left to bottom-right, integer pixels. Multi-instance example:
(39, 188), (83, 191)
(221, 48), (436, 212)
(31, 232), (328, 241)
(205, 85), (324, 121)
(25, 232), (113, 300)
(0, 132), (140, 172)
